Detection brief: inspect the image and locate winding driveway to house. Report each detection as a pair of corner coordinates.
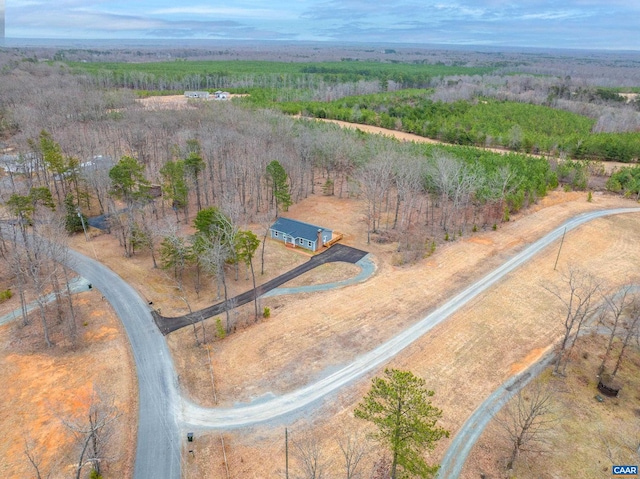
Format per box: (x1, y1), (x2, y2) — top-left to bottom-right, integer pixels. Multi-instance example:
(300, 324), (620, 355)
(181, 208), (640, 429)
(64, 207), (639, 479)
(154, 244), (368, 334)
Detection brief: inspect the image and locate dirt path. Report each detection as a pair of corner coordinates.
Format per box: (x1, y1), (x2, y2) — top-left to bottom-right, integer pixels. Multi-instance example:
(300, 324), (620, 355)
(136, 94), (246, 111)
(180, 207), (640, 429)
(139, 95), (634, 172)
(301, 116), (633, 173)
(438, 351), (556, 478)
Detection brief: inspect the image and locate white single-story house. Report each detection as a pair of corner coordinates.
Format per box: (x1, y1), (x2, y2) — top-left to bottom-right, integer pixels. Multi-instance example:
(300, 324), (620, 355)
(269, 217), (332, 252)
(214, 91), (230, 100)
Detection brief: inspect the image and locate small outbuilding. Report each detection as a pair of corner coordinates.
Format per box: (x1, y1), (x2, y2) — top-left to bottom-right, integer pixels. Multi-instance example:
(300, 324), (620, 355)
(269, 217), (332, 252)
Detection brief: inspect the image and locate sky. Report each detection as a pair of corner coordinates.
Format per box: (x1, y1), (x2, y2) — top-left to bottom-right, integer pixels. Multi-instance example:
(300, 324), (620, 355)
(4, 0), (640, 51)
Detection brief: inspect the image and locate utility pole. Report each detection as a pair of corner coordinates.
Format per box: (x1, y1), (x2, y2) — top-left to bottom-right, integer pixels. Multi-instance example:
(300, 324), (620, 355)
(77, 208), (89, 242)
(553, 227), (567, 270)
(285, 428), (289, 479)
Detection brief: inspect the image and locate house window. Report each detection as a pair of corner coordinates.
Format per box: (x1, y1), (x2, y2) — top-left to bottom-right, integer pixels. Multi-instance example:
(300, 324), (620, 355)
(274, 231), (279, 237)
(307, 240), (312, 247)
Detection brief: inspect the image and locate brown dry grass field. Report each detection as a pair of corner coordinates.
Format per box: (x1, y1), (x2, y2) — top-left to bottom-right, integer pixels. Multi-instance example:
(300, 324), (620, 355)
(0, 290), (137, 478)
(69, 186), (640, 478)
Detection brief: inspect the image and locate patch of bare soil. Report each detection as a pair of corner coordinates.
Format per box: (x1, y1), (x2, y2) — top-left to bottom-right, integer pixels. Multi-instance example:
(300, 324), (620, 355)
(619, 93), (639, 103)
(465, 336), (640, 479)
(0, 292), (137, 478)
(284, 262), (361, 288)
(136, 94), (247, 111)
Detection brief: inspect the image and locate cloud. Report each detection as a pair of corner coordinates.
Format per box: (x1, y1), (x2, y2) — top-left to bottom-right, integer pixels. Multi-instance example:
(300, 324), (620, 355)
(4, 0), (640, 50)
(150, 6), (296, 20)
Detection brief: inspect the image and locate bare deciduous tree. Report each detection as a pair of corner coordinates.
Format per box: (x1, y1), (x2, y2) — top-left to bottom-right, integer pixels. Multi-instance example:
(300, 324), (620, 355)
(610, 298), (640, 379)
(62, 388), (121, 479)
(337, 432), (369, 479)
(391, 153), (424, 232)
(496, 380), (556, 471)
(358, 155), (393, 243)
(543, 268), (601, 375)
(23, 436), (53, 479)
(598, 284), (637, 376)
(426, 151), (467, 234)
(292, 434), (332, 479)
(369, 456), (391, 479)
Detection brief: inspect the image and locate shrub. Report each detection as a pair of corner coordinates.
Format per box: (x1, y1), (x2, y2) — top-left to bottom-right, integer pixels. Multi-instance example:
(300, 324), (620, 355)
(322, 178), (334, 196)
(0, 289), (12, 303)
(607, 166), (640, 197)
(605, 177), (622, 193)
(215, 318), (226, 339)
(263, 307), (271, 319)
(424, 240), (436, 257)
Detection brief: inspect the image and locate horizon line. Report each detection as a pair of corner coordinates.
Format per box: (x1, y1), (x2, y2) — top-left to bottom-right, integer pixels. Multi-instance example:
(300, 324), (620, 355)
(2, 37), (640, 55)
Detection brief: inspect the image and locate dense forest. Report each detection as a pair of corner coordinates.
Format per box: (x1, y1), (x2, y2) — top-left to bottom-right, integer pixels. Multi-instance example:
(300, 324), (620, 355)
(54, 46), (640, 162)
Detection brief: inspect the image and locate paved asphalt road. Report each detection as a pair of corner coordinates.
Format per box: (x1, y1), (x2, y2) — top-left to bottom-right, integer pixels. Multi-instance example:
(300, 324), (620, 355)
(66, 250), (182, 479)
(61, 207), (638, 478)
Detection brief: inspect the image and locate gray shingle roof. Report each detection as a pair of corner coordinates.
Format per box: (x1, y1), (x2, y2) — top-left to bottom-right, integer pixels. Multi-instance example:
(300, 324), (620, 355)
(270, 217), (330, 242)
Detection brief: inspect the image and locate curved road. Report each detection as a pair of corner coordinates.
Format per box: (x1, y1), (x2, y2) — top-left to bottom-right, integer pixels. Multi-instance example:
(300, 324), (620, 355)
(66, 250), (182, 479)
(437, 353), (556, 478)
(65, 207), (638, 478)
(180, 207), (640, 429)
(438, 284), (640, 478)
